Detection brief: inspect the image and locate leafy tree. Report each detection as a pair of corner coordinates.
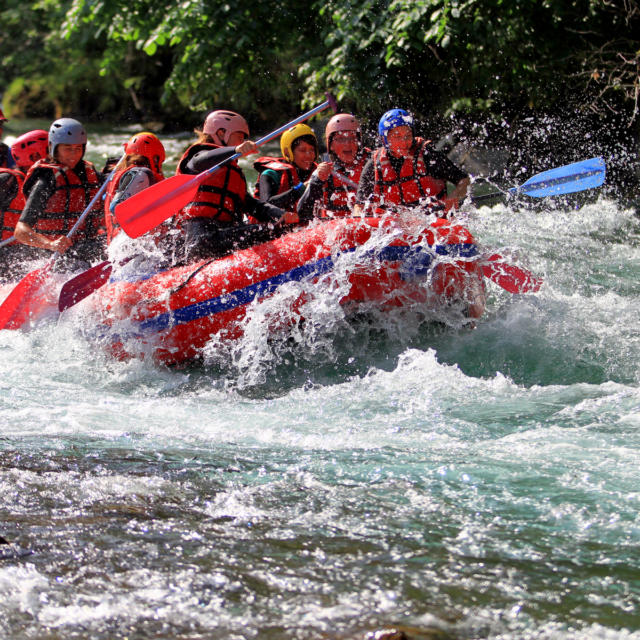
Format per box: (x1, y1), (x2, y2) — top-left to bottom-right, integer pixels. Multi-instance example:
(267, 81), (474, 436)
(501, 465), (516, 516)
(59, 0), (326, 128)
(2, 0), (638, 140)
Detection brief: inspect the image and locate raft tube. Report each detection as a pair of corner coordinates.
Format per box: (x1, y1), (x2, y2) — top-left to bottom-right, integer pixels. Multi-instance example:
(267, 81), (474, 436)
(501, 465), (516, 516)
(88, 215), (484, 365)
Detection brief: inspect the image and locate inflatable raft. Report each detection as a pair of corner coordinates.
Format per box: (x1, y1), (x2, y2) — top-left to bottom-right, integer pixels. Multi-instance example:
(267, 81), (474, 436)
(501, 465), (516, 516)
(87, 214), (485, 365)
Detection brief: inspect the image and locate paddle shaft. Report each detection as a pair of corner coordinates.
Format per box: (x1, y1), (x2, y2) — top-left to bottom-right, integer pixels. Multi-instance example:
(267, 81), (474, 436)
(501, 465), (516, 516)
(122, 94), (338, 229)
(0, 235), (15, 248)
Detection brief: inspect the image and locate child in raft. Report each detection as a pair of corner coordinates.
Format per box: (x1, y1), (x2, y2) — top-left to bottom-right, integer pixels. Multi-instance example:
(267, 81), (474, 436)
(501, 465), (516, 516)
(296, 113), (372, 220)
(14, 118), (106, 272)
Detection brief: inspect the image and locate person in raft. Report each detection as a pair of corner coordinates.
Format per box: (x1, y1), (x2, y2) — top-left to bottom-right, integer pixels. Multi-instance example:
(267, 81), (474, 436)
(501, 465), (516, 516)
(0, 109), (16, 169)
(14, 117), (106, 271)
(175, 109), (288, 262)
(252, 123), (321, 213)
(296, 113), (372, 220)
(355, 108), (470, 215)
(104, 131), (166, 246)
(0, 130), (49, 281)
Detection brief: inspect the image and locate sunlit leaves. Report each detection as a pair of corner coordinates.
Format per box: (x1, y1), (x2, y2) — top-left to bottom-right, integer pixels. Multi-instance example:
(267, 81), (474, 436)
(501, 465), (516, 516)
(2, 0), (638, 127)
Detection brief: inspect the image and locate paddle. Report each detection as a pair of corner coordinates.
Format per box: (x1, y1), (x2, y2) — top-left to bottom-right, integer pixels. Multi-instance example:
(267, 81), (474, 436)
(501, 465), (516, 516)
(0, 236), (15, 249)
(472, 157), (605, 204)
(480, 254), (542, 294)
(0, 156), (124, 330)
(115, 93), (339, 239)
(58, 259), (112, 312)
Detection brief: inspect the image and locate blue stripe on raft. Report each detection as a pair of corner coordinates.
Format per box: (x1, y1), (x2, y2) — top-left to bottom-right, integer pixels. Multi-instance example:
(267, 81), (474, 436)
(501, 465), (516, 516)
(139, 253), (337, 334)
(109, 242), (478, 338)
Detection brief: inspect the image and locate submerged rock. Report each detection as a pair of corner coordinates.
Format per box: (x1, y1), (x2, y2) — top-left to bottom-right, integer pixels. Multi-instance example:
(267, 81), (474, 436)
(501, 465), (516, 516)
(0, 535), (33, 559)
(363, 625), (454, 640)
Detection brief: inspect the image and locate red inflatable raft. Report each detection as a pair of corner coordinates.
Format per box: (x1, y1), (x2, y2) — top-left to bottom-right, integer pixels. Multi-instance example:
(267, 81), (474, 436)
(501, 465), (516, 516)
(87, 214), (485, 365)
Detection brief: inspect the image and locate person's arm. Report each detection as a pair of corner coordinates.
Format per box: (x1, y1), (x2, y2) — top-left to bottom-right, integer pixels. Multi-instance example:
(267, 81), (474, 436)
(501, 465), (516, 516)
(0, 172), (18, 211)
(354, 158), (375, 211)
(185, 140), (258, 175)
(449, 176), (470, 201)
(257, 170), (281, 202)
(108, 168), (153, 213)
(423, 145), (469, 195)
(14, 220), (72, 253)
(258, 170), (306, 210)
(185, 146), (239, 174)
(16, 174), (72, 253)
(296, 175), (326, 220)
(244, 194), (286, 225)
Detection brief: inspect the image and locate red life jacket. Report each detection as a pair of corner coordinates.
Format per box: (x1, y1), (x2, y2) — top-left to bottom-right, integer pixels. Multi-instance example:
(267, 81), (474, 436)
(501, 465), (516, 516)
(23, 159), (102, 239)
(373, 137), (446, 206)
(0, 167), (25, 240)
(176, 143), (247, 227)
(319, 149), (371, 217)
(104, 166), (164, 244)
(252, 156), (314, 199)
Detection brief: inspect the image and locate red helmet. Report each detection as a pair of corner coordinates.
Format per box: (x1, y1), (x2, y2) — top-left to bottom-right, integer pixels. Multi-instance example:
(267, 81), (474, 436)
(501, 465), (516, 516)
(0, 108), (7, 123)
(124, 132), (165, 173)
(10, 129), (48, 168)
(325, 113), (361, 149)
(203, 110), (249, 146)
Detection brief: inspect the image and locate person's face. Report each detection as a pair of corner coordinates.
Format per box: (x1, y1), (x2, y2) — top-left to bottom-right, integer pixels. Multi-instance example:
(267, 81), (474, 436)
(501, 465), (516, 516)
(330, 131), (359, 165)
(386, 125), (413, 157)
(292, 140), (316, 170)
(226, 130), (248, 147)
(56, 143), (84, 168)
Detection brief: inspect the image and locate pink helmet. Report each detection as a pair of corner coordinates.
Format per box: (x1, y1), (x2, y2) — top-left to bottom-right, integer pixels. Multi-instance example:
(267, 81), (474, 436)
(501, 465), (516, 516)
(203, 110), (249, 146)
(325, 113), (361, 149)
(11, 129), (48, 168)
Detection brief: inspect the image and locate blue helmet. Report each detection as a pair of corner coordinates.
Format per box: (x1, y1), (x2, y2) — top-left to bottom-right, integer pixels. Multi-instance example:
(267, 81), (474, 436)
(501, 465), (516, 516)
(378, 109), (414, 147)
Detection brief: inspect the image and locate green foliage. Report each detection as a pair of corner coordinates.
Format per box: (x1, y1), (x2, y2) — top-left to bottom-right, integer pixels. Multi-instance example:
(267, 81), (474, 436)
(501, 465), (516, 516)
(303, 0), (639, 126)
(1, 0), (637, 129)
(57, 0), (325, 126)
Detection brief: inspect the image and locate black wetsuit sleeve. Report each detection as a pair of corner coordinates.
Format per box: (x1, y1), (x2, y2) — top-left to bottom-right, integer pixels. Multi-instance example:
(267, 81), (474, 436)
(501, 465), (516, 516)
(356, 158), (375, 204)
(258, 171), (305, 210)
(0, 173), (18, 211)
(422, 146), (468, 184)
(244, 194), (285, 224)
(296, 175), (325, 220)
(185, 146), (238, 174)
(19, 173), (56, 227)
(257, 171), (279, 202)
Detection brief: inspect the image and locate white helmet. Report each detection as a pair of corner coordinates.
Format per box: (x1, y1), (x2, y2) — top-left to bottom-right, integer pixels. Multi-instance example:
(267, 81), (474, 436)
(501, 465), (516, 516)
(203, 110), (249, 146)
(48, 118), (87, 156)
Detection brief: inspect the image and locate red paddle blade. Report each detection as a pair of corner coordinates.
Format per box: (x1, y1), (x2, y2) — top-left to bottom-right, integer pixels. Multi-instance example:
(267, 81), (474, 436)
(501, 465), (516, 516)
(0, 263), (53, 330)
(58, 260), (113, 312)
(114, 173), (198, 238)
(482, 254), (542, 294)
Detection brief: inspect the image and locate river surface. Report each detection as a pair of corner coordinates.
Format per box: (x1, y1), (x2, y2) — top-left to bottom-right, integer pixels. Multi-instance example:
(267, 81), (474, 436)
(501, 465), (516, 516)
(1, 124), (639, 639)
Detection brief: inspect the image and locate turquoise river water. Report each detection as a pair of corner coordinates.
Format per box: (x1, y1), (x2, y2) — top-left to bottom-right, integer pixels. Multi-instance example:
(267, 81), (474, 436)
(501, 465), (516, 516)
(0, 129), (639, 639)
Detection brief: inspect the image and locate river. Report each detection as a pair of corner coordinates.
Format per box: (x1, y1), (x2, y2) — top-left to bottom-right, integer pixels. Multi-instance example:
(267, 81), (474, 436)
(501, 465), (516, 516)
(1, 123), (639, 639)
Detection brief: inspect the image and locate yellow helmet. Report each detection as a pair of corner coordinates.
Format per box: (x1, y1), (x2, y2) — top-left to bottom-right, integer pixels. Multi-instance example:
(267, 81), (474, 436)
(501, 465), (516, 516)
(280, 123), (317, 162)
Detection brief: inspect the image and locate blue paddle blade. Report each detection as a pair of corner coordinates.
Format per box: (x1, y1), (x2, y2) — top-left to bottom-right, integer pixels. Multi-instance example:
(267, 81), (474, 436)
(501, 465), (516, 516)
(511, 157), (606, 198)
